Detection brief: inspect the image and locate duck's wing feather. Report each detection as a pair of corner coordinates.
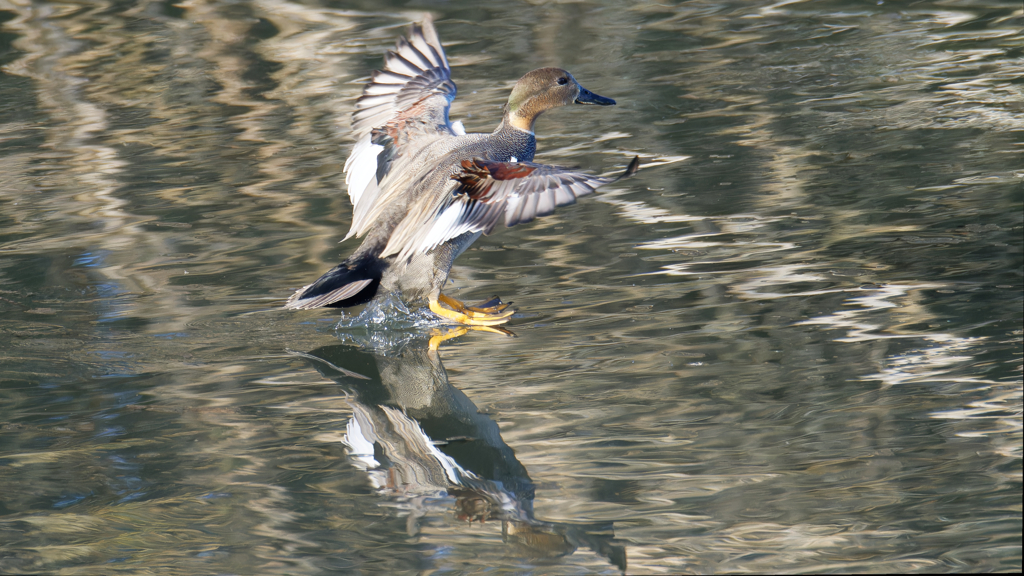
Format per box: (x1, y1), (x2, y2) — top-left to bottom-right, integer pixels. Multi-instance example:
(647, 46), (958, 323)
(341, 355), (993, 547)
(351, 18), (454, 139)
(345, 16), (458, 240)
(383, 157), (640, 260)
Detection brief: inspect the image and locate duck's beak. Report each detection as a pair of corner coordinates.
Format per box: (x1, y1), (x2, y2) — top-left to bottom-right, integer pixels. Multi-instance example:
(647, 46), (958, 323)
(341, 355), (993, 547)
(575, 85), (616, 106)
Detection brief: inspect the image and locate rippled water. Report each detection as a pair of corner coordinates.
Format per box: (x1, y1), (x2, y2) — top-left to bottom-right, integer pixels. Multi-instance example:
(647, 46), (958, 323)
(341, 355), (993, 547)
(1, 0), (1021, 573)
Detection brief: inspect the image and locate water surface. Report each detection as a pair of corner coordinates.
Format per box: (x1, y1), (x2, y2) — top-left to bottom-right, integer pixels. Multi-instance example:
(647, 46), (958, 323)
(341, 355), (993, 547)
(0, 0), (1021, 573)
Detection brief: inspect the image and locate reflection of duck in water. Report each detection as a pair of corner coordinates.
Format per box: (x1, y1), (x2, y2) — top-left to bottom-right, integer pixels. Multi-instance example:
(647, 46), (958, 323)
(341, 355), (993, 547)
(297, 335), (626, 571)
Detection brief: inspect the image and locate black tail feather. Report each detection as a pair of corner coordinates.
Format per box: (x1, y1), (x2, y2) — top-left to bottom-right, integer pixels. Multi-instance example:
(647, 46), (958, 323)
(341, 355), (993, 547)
(285, 254), (384, 310)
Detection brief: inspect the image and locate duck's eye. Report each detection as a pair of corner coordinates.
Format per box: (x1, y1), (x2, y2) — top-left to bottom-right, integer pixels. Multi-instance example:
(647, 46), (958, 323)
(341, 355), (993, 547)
(557, 77), (568, 86)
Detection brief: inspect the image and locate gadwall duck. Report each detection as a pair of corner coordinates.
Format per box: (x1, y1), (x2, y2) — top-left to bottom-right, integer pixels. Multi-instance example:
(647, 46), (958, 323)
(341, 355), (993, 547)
(285, 16), (639, 325)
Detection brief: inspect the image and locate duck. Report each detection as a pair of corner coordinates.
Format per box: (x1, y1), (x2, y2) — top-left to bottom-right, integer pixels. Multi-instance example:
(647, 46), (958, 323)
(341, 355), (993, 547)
(284, 16), (639, 325)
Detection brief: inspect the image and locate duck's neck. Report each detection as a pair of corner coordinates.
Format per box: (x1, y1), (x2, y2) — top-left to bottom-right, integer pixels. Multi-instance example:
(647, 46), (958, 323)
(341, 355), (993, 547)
(502, 99), (543, 133)
(493, 118), (537, 162)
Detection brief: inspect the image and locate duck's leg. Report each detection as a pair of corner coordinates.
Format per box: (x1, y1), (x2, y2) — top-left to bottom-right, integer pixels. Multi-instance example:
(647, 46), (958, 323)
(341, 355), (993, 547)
(462, 296), (513, 314)
(429, 293), (516, 326)
(440, 293), (515, 318)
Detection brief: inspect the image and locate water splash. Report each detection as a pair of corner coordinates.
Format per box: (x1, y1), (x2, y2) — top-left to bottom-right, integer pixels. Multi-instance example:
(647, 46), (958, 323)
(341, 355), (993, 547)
(332, 292), (447, 352)
(334, 292), (439, 331)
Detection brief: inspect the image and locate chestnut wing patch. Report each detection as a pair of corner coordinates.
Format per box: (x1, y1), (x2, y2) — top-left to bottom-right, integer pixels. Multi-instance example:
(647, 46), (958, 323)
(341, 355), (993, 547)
(454, 159), (540, 201)
(387, 156), (639, 260)
(452, 157), (639, 227)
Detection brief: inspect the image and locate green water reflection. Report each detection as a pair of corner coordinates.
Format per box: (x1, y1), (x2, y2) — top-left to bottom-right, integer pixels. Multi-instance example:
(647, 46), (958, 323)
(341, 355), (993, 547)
(0, 0), (1020, 573)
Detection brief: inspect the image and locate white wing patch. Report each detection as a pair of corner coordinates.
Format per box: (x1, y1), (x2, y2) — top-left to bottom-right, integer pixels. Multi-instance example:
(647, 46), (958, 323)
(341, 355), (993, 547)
(345, 134), (383, 209)
(417, 200), (503, 255)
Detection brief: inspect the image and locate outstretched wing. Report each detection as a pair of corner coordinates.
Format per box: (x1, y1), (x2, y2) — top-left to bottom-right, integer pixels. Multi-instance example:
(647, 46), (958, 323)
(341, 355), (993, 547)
(344, 16), (459, 240)
(384, 157), (641, 260)
(351, 18), (454, 139)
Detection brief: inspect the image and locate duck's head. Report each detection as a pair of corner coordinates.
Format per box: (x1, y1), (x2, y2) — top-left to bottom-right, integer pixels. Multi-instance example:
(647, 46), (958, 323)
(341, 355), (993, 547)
(504, 67), (615, 133)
